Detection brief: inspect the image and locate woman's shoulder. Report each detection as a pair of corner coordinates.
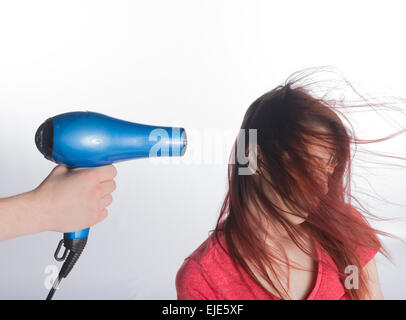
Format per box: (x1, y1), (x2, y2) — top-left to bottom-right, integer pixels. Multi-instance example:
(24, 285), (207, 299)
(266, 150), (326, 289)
(346, 204), (381, 266)
(175, 232), (232, 299)
(178, 231), (230, 269)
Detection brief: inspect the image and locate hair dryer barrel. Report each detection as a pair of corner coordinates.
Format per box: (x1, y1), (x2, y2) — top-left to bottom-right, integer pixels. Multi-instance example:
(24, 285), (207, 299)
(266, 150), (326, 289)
(35, 111), (187, 168)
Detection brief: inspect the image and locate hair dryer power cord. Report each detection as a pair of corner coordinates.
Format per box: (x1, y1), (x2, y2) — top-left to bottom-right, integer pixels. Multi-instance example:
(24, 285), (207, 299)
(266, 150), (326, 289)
(46, 238), (87, 300)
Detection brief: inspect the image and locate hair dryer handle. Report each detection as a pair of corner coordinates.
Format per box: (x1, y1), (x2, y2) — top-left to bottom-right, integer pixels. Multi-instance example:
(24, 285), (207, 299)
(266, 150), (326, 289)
(64, 228), (90, 240)
(52, 228), (89, 278)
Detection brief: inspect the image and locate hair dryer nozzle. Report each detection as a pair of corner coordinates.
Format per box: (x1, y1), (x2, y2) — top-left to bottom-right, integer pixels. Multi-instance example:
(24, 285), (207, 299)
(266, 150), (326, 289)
(180, 128), (187, 156)
(35, 118), (53, 160)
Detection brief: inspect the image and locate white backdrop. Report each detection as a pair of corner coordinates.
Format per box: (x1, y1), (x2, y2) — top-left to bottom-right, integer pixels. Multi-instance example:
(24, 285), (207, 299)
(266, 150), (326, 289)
(0, 0), (406, 299)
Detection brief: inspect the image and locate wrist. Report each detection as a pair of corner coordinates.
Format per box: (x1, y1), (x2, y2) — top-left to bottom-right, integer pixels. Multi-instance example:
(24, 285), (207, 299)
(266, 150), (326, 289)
(21, 189), (51, 234)
(0, 190), (47, 241)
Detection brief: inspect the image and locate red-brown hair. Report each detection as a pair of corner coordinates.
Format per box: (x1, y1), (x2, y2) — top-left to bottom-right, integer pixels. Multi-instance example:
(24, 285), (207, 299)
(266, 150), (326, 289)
(212, 66), (406, 299)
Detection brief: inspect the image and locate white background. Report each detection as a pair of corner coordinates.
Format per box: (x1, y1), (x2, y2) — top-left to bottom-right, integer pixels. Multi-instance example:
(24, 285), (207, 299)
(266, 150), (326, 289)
(0, 0), (405, 299)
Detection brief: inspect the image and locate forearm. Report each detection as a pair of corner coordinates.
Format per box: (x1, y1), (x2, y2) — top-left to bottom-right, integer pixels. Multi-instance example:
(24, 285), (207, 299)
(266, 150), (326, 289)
(0, 191), (44, 241)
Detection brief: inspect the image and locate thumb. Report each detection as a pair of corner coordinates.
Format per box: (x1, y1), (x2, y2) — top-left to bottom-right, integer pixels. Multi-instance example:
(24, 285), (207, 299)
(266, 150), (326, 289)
(52, 164), (69, 175)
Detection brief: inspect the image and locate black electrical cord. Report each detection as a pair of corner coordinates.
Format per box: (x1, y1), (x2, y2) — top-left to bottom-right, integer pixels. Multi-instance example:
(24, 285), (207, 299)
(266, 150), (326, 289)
(46, 238), (88, 300)
(46, 275), (61, 300)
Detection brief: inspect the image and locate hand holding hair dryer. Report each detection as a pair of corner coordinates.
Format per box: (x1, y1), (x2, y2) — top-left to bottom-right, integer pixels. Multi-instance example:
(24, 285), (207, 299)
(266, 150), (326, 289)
(35, 111), (187, 299)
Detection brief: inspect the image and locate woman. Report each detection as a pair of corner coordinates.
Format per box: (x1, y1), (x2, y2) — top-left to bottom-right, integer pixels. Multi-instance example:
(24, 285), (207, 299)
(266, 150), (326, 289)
(176, 67), (404, 300)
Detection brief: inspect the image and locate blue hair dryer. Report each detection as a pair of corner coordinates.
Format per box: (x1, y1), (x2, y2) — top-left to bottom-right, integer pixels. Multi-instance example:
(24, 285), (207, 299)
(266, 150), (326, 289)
(35, 111), (187, 299)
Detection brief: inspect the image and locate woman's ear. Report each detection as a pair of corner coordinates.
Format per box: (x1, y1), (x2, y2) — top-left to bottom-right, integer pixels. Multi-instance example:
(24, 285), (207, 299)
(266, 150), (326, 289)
(250, 145), (264, 176)
(281, 149), (291, 161)
(246, 144), (259, 175)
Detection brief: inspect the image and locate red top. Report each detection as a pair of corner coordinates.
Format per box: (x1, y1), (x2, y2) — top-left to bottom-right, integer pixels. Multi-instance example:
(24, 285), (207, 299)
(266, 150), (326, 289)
(175, 232), (378, 300)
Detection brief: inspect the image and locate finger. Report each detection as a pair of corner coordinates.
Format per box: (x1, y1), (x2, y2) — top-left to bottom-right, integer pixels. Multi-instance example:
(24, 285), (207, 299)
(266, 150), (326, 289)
(99, 208), (108, 221)
(90, 165), (117, 182)
(99, 194), (113, 209)
(70, 167), (87, 173)
(91, 208), (108, 226)
(99, 180), (116, 197)
(53, 164), (69, 174)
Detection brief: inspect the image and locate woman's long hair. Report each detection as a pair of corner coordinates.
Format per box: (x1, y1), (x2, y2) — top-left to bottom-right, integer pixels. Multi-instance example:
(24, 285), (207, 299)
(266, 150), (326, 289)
(212, 66), (406, 300)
